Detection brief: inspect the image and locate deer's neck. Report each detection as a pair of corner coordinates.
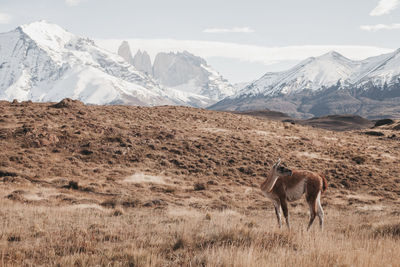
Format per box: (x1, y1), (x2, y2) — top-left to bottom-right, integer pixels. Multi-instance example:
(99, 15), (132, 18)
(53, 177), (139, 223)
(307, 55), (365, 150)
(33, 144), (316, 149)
(261, 168), (279, 193)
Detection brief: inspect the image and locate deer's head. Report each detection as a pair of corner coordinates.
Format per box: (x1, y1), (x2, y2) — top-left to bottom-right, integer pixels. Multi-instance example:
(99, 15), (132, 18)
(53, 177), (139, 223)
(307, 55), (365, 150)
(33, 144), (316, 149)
(272, 158), (292, 177)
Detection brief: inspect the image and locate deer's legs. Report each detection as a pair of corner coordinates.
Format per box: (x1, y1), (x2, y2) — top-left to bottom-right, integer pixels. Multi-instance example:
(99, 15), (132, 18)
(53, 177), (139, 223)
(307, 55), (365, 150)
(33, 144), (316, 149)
(306, 195), (317, 231)
(316, 192), (324, 230)
(280, 199), (290, 229)
(273, 201), (282, 228)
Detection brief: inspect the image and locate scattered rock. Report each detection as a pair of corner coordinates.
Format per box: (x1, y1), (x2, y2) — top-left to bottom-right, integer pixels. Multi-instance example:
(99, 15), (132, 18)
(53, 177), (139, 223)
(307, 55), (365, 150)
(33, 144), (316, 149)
(7, 235), (21, 242)
(237, 166), (254, 175)
(172, 238), (184, 251)
(194, 183), (206, 191)
(121, 199), (139, 208)
(352, 156), (365, 165)
(364, 131), (384, 136)
(374, 119), (394, 127)
(40, 134), (59, 146)
(340, 180), (350, 188)
(80, 149), (93, 155)
(51, 98), (84, 109)
(101, 199), (117, 208)
(0, 170), (18, 177)
(143, 199), (166, 207)
(6, 190), (25, 201)
(111, 208), (124, 217)
(63, 180), (79, 190)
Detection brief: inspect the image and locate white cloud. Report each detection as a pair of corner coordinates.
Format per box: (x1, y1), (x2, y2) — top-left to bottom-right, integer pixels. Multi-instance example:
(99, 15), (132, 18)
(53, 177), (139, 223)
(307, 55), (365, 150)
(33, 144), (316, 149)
(361, 23), (400, 31)
(65, 0), (88, 6)
(370, 0), (400, 16)
(95, 38), (392, 65)
(0, 12), (12, 24)
(203, 27), (255, 33)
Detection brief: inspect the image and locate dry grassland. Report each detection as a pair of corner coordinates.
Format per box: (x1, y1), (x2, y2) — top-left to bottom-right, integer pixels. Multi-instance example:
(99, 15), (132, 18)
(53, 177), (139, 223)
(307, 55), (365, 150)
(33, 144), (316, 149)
(1, 200), (399, 266)
(0, 99), (399, 266)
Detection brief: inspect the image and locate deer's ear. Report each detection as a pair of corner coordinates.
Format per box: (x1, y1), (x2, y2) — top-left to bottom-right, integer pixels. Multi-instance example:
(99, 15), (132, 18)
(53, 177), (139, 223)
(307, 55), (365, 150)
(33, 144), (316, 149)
(276, 158), (281, 166)
(273, 158), (281, 167)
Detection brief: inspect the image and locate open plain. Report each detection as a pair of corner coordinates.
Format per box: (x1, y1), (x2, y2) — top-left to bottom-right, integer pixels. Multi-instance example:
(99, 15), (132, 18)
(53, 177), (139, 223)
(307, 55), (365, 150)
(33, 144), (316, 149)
(0, 99), (399, 266)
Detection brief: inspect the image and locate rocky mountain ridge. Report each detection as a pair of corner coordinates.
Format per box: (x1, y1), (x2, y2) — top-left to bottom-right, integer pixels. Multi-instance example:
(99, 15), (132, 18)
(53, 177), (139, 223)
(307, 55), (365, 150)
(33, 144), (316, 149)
(117, 42), (236, 106)
(0, 21), (213, 107)
(210, 50), (400, 119)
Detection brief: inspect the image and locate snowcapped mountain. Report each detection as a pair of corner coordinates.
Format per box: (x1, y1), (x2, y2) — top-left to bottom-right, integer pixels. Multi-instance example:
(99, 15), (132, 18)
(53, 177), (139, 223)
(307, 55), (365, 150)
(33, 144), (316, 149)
(235, 51), (357, 97)
(152, 51), (236, 102)
(0, 21), (210, 106)
(354, 49), (400, 90)
(211, 50), (400, 119)
(117, 41), (236, 107)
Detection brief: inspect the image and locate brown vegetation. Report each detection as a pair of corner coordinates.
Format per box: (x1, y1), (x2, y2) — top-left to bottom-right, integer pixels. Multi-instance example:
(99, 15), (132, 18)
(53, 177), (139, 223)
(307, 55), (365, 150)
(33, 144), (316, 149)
(0, 100), (399, 266)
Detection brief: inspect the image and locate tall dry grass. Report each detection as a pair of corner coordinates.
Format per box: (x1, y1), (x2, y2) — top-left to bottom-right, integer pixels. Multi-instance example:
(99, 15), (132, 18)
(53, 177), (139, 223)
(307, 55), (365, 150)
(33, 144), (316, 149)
(1, 197), (399, 267)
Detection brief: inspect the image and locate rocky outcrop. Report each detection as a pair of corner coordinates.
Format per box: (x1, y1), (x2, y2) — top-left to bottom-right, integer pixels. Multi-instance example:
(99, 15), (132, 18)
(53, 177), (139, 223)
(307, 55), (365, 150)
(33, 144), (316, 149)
(133, 50), (152, 75)
(153, 51), (207, 88)
(116, 43), (236, 106)
(117, 41), (133, 65)
(152, 51), (235, 101)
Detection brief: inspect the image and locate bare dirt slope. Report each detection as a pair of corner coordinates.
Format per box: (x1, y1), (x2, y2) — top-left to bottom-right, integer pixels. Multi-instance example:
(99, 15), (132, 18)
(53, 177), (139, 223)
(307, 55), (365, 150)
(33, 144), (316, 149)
(1, 99), (399, 266)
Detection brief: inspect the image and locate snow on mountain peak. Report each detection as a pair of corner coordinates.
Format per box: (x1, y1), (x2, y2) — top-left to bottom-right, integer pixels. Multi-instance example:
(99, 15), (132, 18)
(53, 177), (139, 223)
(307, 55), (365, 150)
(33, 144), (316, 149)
(355, 48), (400, 87)
(1, 21), (232, 108)
(18, 20), (76, 51)
(319, 50), (344, 59)
(236, 51), (356, 97)
(0, 21), (191, 106)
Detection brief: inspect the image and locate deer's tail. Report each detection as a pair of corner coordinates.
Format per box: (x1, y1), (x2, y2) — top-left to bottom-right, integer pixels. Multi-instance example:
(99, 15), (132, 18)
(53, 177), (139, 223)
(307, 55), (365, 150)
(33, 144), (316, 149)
(320, 173), (328, 193)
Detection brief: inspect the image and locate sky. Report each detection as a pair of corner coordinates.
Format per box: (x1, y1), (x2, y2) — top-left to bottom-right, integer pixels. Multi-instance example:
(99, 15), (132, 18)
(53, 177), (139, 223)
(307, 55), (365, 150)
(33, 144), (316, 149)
(0, 0), (399, 83)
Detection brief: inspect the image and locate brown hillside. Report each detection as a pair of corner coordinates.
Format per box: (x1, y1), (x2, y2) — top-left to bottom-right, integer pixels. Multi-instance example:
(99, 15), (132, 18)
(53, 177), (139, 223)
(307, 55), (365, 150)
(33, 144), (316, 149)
(1, 99), (399, 266)
(1, 100), (398, 204)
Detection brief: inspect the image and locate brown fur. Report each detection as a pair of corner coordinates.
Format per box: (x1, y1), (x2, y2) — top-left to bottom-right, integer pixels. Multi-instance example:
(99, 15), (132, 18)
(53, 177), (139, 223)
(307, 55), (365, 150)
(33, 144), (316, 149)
(261, 168), (327, 230)
(321, 174), (328, 193)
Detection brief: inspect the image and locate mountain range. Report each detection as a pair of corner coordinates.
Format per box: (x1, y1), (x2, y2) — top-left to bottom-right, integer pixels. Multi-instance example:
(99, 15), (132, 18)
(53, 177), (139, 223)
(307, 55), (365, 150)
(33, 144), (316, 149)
(210, 50), (400, 119)
(0, 21), (233, 107)
(117, 41), (236, 106)
(0, 20), (399, 119)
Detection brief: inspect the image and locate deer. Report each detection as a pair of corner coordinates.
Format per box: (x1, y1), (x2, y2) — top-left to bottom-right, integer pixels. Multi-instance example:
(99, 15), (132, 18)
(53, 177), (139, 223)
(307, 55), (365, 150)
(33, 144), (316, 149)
(260, 159), (328, 230)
